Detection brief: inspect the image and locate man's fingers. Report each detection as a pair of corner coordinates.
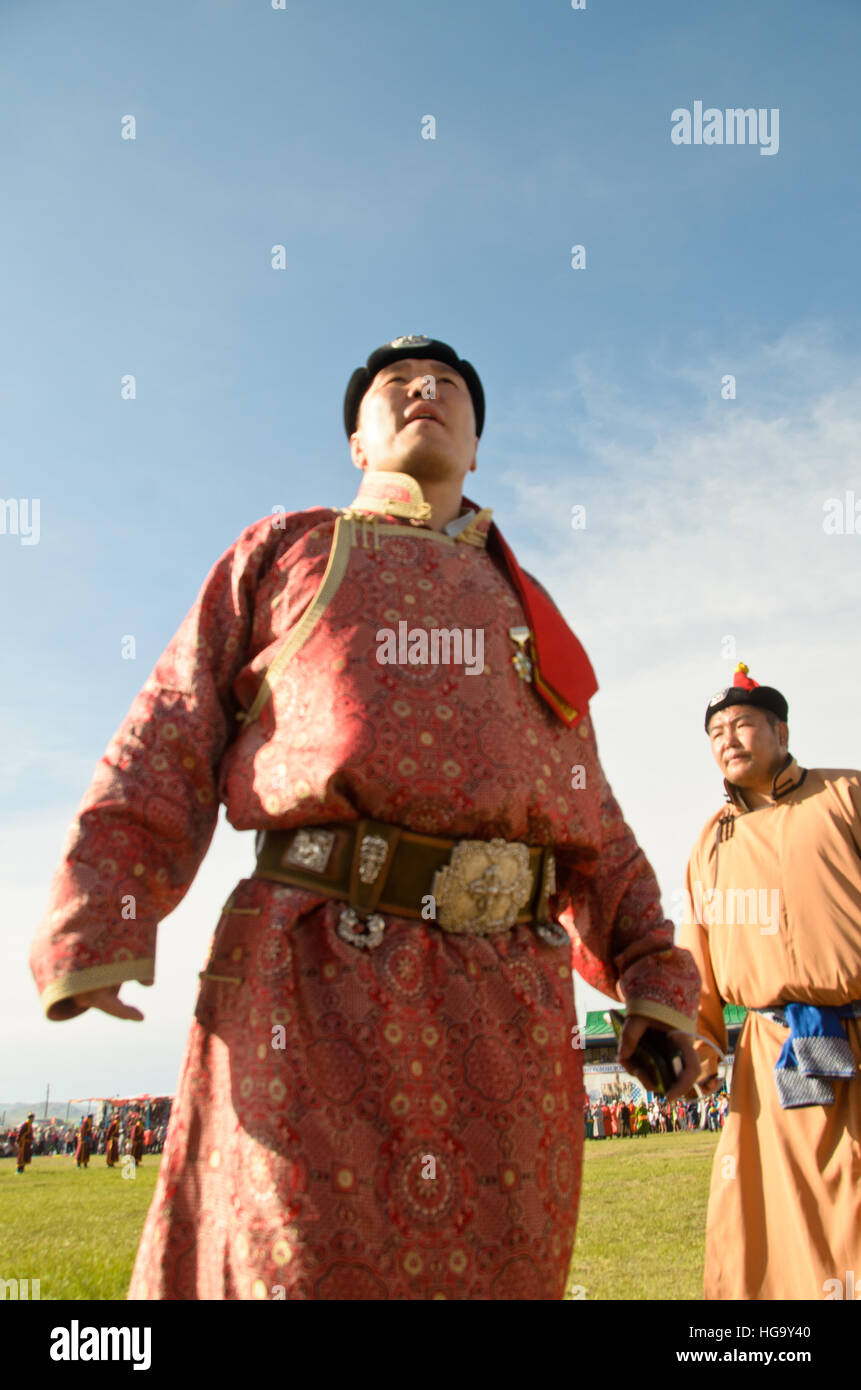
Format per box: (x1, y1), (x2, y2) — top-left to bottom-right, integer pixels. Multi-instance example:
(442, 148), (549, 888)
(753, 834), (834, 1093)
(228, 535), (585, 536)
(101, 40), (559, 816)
(72, 987), (144, 1021)
(625, 1064), (655, 1092)
(616, 1018), (726, 1104)
(617, 1015), (648, 1062)
(618, 1021), (703, 1102)
(663, 1033), (721, 1100)
(664, 1045), (701, 1102)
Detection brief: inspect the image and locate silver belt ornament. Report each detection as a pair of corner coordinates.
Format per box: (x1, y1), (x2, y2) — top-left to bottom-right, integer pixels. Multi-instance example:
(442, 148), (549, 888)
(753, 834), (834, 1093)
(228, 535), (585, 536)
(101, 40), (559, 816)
(335, 833), (390, 949)
(335, 906), (387, 950)
(328, 831), (564, 951)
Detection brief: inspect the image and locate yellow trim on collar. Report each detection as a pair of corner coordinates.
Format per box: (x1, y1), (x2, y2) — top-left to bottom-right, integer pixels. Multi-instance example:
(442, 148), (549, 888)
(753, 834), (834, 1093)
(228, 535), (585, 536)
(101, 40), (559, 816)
(346, 470), (433, 524)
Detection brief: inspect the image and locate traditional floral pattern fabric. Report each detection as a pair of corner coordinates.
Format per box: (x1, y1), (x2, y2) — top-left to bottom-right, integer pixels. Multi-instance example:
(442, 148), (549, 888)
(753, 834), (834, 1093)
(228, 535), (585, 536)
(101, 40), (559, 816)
(31, 495), (699, 1299)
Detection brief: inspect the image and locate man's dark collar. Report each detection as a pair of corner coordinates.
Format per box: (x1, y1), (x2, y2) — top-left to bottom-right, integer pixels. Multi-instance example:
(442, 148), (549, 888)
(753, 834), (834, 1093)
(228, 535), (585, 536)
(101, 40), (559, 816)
(723, 754), (807, 810)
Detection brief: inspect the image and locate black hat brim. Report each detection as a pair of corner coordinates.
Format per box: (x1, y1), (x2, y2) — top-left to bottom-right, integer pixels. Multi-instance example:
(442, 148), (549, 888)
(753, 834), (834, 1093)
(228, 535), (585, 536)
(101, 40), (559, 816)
(344, 338), (484, 438)
(704, 686), (788, 732)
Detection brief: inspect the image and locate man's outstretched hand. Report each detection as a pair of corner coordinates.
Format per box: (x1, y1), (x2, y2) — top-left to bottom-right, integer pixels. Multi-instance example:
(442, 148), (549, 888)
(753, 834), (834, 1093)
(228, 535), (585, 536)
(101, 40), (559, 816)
(71, 985), (144, 1021)
(617, 1013), (700, 1102)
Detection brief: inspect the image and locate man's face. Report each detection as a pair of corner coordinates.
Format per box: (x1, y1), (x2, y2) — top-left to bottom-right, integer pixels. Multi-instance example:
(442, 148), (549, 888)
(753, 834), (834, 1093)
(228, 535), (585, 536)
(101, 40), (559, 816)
(706, 704), (788, 790)
(349, 358), (478, 484)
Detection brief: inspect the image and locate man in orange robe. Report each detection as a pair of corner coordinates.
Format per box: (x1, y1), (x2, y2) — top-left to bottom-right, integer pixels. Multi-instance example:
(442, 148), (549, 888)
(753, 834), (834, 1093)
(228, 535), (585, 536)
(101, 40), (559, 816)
(680, 663), (861, 1299)
(30, 335), (700, 1300)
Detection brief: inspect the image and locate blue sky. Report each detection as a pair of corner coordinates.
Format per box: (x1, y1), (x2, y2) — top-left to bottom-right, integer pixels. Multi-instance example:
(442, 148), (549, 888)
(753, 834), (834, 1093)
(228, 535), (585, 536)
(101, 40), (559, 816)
(3, 0), (860, 1102)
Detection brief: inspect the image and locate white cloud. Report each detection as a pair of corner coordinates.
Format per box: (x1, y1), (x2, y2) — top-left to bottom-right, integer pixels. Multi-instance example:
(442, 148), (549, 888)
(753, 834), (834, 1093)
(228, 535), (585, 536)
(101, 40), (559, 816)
(492, 326), (861, 1014)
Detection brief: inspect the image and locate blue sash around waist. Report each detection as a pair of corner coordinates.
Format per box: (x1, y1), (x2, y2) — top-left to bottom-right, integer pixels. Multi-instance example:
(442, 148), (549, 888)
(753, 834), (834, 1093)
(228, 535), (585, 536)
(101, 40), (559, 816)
(753, 1002), (861, 1108)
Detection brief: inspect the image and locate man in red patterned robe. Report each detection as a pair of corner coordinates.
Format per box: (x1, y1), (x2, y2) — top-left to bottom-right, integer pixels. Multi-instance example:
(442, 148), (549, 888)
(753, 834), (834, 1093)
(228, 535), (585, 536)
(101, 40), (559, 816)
(130, 1115), (144, 1166)
(106, 1112), (120, 1167)
(16, 1114), (35, 1174)
(75, 1115), (92, 1169)
(30, 335), (699, 1300)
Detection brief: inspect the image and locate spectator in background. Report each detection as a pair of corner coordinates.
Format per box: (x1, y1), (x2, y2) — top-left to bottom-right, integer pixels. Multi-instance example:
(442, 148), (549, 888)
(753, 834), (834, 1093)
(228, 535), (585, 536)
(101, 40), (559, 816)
(75, 1115), (92, 1169)
(16, 1114), (35, 1174)
(106, 1112), (120, 1167)
(131, 1114), (144, 1165)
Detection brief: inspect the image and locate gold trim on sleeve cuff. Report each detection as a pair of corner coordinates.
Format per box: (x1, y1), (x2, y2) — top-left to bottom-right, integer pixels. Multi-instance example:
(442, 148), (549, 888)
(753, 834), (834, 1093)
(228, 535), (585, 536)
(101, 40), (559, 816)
(623, 998), (697, 1034)
(41, 959), (155, 1021)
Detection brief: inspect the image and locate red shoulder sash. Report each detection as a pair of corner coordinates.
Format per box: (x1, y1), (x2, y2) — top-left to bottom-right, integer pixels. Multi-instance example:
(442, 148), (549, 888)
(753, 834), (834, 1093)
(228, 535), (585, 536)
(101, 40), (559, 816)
(487, 521), (598, 727)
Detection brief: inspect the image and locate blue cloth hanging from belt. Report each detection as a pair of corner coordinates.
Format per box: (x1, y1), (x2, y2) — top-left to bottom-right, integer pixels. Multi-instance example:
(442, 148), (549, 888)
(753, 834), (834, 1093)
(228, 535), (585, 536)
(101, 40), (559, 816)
(754, 1003), (861, 1108)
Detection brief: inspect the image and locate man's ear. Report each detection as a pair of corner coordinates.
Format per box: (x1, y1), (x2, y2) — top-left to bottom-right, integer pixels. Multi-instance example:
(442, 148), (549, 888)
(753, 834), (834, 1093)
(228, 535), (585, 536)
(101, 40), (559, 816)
(349, 432), (366, 470)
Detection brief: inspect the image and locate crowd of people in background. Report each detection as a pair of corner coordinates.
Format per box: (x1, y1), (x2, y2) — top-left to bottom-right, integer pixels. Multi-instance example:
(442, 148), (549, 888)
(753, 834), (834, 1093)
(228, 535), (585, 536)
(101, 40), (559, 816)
(1, 1100), (172, 1167)
(7, 1093), (723, 1158)
(585, 1091), (729, 1138)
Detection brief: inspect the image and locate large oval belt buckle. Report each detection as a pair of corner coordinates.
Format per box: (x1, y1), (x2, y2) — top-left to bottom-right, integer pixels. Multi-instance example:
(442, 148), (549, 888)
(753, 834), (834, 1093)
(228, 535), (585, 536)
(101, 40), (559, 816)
(336, 906), (386, 950)
(432, 839), (533, 935)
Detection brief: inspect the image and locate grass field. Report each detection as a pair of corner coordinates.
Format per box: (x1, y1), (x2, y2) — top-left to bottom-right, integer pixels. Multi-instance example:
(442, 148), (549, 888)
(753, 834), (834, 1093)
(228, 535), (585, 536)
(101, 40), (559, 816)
(567, 1130), (718, 1300)
(0, 1130), (719, 1300)
(0, 1155), (160, 1300)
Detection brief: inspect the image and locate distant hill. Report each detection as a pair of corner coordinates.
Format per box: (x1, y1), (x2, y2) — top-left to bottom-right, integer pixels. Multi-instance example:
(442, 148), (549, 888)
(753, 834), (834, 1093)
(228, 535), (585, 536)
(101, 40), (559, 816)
(0, 1102), (92, 1127)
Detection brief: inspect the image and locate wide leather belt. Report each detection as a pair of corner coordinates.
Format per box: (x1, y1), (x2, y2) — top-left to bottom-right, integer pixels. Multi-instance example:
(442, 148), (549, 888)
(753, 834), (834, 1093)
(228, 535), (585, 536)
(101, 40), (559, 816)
(252, 819), (564, 948)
